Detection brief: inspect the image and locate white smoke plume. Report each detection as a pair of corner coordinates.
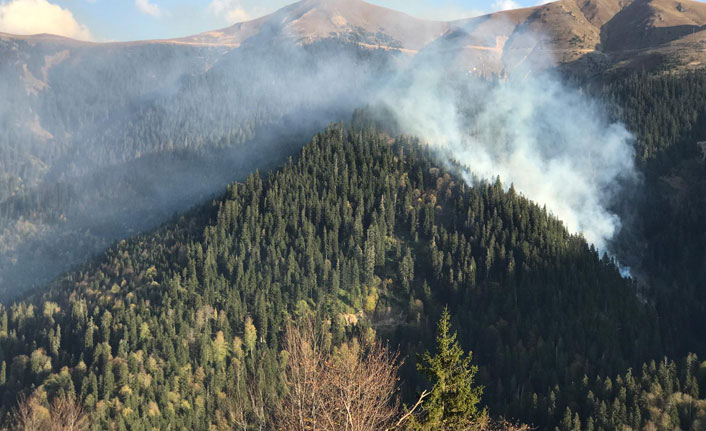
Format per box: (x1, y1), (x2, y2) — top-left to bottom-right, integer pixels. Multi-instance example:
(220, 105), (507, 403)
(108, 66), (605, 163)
(0, 9), (639, 294)
(380, 26), (637, 252)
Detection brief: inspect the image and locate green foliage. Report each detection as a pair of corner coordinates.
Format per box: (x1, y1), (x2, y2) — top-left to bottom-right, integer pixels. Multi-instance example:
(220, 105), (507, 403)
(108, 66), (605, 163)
(600, 71), (706, 164)
(528, 353), (706, 431)
(407, 307), (485, 430)
(598, 71), (706, 351)
(0, 114), (686, 430)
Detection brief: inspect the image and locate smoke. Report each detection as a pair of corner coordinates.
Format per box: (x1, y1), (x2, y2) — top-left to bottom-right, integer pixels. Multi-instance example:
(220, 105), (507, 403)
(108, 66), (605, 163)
(0, 31), (398, 297)
(0, 9), (640, 295)
(379, 23), (637, 252)
(491, 0), (521, 12)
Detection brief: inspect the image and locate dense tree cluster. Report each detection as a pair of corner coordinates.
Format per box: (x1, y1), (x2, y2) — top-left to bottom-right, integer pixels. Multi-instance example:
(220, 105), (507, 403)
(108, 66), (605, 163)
(0, 116), (691, 429)
(600, 72), (706, 165)
(1, 24), (705, 429)
(598, 72), (706, 353)
(532, 353), (706, 431)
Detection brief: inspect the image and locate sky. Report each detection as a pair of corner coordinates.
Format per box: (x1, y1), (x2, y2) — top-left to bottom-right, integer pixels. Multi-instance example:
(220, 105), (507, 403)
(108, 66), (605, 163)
(0, 0), (538, 42)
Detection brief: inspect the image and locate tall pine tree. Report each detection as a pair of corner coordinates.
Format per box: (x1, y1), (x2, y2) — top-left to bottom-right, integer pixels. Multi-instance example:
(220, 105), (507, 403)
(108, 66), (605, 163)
(408, 308), (486, 430)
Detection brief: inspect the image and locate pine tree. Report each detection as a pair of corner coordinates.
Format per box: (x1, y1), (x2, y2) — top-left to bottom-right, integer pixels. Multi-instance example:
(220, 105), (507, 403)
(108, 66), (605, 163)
(407, 307), (486, 430)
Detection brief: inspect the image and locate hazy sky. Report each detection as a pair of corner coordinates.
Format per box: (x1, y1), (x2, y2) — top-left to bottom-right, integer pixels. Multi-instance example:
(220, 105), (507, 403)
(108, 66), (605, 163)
(0, 0), (537, 42)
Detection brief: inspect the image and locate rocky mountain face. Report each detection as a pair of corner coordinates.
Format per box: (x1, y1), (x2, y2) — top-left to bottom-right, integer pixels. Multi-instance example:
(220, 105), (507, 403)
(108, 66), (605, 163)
(425, 0), (706, 77)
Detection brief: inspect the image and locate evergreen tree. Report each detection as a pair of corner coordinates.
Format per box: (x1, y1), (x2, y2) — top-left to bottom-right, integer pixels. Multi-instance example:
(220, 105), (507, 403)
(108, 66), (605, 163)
(408, 308), (486, 430)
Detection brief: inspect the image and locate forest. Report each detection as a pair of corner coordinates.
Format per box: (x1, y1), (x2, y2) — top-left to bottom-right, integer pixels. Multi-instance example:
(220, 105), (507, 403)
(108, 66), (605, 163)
(598, 72), (706, 351)
(0, 37), (395, 295)
(1, 68), (706, 430)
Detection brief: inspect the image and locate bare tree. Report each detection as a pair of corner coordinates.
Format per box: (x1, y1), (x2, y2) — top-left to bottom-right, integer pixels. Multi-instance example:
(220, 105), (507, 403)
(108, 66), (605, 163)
(277, 319), (401, 431)
(277, 320), (330, 431)
(49, 395), (88, 431)
(221, 377), (269, 431)
(9, 393), (87, 431)
(9, 394), (50, 431)
(320, 339), (400, 431)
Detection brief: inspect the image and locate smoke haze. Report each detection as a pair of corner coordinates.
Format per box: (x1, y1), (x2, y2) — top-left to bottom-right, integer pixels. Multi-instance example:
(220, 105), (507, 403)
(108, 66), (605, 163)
(0, 35), (395, 297)
(379, 26), (637, 252)
(0, 5), (639, 296)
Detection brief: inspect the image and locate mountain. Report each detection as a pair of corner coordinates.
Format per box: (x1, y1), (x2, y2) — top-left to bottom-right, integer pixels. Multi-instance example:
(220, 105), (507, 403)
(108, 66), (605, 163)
(0, 118), (673, 429)
(137, 0), (706, 75)
(1, 0), (706, 294)
(1, 115), (705, 430)
(177, 0), (448, 52)
(2, 1), (706, 430)
(0, 3), (402, 295)
(601, 0), (706, 51)
(428, 0), (706, 77)
(6, 0), (706, 74)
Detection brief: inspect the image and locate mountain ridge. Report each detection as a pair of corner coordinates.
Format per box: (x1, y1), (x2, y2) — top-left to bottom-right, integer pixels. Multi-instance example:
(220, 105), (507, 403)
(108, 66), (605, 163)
(1, 0), (705, 294)
(175, 0), (449, 51)
(4, 0), (706, 73)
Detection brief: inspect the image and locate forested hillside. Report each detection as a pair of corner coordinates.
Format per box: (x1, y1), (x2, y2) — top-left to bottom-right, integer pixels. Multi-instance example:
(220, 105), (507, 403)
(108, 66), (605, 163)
(2, 0), (706, 427)
(0, 36), (395, 295)
(1, 116), (703, 430)
(598, 72), (706, 353)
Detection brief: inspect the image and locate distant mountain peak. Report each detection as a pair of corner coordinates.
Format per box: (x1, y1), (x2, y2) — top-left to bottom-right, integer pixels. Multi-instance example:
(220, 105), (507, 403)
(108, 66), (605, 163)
(177, 0), (447, 51)
(299, 0), (365, 5)
(3, 0), (706, 75)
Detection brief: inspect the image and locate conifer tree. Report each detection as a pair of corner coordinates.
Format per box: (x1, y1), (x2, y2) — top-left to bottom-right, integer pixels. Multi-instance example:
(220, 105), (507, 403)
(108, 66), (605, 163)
(407, 307), (486, 431)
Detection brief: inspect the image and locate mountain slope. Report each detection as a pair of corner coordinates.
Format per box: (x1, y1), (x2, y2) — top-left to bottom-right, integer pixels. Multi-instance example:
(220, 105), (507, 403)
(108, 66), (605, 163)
(428, 0), (706, 76)
(602, 0), (706, 51)
(5, 0), (706, 73)
(1, 0), (706, 294)
(0, 18), (399, 295)
(0, 119), (664, 429)
(177, 0), (448, 52)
